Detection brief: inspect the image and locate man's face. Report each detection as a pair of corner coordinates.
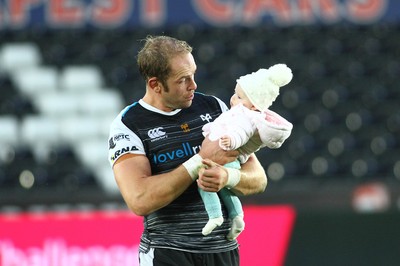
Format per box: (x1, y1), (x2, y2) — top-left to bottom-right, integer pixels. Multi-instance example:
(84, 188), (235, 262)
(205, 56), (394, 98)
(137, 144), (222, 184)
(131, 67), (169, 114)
(159, 53), (197, 111)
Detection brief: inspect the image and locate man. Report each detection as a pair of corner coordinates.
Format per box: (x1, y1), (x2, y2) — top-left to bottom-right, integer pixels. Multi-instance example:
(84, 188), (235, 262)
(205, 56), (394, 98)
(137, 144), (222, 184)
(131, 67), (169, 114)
(108, 35), (267, 266)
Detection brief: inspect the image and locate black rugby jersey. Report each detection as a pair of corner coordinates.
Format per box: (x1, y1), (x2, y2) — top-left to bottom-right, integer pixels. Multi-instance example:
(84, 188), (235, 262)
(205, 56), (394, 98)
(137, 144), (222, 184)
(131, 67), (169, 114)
(108, 92), (238, 253)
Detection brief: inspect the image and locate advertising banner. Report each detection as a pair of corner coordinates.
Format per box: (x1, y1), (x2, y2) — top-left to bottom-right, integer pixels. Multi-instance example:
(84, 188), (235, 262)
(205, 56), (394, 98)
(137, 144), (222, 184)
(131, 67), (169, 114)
(0, 205), (295, 266)
(0, 0), (398, 30)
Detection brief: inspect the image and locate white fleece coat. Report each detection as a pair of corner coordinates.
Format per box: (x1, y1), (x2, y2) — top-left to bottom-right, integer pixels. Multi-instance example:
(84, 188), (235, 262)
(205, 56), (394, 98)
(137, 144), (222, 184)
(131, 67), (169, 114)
(202, 104), (293, 163)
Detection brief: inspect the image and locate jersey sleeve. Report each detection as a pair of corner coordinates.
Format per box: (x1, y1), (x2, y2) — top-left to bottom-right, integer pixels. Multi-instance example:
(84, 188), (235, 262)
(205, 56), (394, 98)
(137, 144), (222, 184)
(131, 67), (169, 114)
(108, 112), (145, 167)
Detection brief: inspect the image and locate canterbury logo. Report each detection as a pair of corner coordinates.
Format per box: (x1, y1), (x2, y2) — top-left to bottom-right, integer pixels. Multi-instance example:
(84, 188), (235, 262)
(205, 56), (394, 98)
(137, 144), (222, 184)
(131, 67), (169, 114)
(148, 127), (166, 139)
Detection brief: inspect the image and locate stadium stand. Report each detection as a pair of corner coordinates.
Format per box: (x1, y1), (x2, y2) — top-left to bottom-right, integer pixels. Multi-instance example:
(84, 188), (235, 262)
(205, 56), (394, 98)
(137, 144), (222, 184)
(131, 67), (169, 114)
(0, 24), (399, 208)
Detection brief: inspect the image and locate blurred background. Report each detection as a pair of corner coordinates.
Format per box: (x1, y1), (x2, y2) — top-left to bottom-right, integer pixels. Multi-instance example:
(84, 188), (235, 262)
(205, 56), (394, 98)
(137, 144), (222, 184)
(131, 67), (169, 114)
(1, 0), (400, 265)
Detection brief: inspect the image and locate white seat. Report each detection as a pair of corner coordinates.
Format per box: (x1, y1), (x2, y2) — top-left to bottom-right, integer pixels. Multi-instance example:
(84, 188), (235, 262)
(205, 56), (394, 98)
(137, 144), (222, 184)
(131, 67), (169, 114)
(93, 165), (120, 195)
(0, 115), (19, 145)
(79, 89), (124, 116)
(32, 92), (80, 117)
(59, 116), (103, 144)
(73, 138), (107, 169)
(99, 115), (117, 138)
(0, 116), (20, 164)
(12, 67), (58, 96)
(72, 138), (119, 195)
(20, 115), (60, 147)
(19, 115), (63, 164)
(60, 65), (103, 92)
(0, 43), (41, 74)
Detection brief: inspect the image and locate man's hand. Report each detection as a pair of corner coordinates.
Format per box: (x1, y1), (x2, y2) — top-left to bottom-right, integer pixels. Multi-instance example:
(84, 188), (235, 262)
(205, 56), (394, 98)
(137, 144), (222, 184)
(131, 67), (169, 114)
(197, 159), (228, 192)
(198, 137), (238, 166)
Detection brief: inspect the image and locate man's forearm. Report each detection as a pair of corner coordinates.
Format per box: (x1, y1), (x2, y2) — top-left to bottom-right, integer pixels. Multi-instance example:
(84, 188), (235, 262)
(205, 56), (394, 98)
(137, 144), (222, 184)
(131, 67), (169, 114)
(231, 154), (267, 196)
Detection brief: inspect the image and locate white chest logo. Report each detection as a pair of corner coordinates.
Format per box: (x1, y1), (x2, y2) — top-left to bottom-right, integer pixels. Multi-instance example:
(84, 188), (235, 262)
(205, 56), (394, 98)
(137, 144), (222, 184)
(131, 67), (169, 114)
(200, 113), (212, 123)
(148, 127), (166, 139)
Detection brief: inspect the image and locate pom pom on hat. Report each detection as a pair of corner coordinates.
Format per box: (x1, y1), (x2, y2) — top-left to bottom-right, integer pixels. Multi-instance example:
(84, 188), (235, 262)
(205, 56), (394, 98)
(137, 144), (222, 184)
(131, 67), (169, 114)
(237, 63), (293, 111)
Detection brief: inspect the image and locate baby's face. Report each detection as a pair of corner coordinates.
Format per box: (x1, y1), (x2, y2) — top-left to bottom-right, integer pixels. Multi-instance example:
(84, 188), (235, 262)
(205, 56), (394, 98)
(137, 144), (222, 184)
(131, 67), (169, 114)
(230, 84), (254, 109)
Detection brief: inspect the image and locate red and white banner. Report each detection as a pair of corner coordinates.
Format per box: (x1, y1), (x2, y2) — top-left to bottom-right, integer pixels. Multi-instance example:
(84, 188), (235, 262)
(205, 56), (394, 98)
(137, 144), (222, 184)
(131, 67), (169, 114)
(0, 205), (295, 266)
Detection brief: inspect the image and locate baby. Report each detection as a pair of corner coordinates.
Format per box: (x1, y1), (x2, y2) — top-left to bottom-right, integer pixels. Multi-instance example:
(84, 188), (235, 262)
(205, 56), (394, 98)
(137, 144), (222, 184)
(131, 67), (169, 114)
(200, 63), (294, 240)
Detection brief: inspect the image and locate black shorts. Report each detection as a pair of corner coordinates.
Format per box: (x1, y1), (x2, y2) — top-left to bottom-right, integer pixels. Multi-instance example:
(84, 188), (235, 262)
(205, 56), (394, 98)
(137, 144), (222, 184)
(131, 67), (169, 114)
(139, 247), (240, 266)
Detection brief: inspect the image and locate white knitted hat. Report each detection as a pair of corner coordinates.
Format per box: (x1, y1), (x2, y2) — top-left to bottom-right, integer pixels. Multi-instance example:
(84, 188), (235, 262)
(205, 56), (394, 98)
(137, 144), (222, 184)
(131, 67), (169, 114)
(236, 63), (293, 111)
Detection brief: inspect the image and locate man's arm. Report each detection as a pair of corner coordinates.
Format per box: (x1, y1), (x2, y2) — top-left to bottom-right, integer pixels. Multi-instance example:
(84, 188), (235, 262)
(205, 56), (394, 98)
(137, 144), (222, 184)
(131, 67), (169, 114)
(197, 153), (267, 196)
(230, 153), (267, 196)
(112, 137), (239, 216)
(113, 154), (194, 216)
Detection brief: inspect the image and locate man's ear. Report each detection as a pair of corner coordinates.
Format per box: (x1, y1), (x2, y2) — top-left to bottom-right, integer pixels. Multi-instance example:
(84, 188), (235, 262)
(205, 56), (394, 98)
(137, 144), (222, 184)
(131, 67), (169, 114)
(148, 78), (161, 93)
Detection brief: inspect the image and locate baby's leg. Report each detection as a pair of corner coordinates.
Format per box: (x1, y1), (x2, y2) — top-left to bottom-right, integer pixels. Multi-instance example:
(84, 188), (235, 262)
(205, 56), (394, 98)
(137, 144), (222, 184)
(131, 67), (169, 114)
(219, 188), (245, 241)
(198, 188), (224, 236)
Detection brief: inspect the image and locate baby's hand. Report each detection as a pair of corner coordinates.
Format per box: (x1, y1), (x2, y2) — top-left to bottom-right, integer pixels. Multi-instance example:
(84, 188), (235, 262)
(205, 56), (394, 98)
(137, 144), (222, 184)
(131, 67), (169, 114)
(219, 136), (231, 150)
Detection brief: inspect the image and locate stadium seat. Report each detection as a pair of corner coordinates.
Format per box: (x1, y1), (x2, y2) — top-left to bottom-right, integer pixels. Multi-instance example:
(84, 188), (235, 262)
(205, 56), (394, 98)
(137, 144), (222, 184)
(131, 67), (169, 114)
(71, 138), (119, 195)
(32, 92), (81, 118)
(12, 66), (58, 97)
(42, 146), (99, 189)
(0, 43), (42, 74)
(59, 65), (104, 92)
(0, 115), (19, 146)
(59, 116), (104, 144)
(0, 116), (19, 166)
(20, 115), (60, 148)
(79, 89), (124, 116)
(92, 165), (120, 195)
